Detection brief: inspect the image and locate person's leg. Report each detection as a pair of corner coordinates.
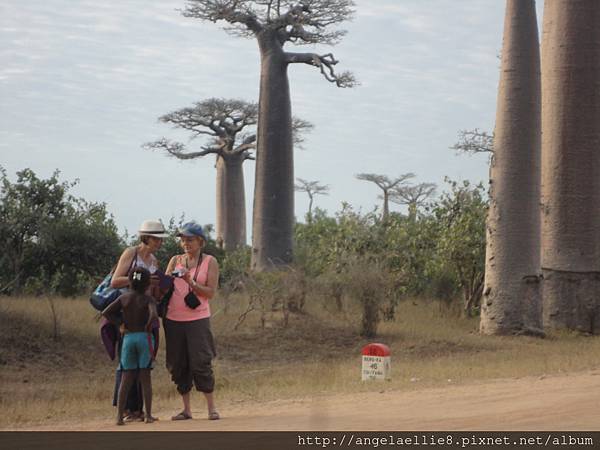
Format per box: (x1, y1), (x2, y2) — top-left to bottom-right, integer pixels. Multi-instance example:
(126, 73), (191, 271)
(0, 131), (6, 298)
(125, 335), (145, 421)
(124, 371), (144, 421)
(116, 371), (135, 425)
(182, 391), (192, 416)
(165, 319), (193, 420)
(204, 392), (219, 420)
(137, 333), (157, 423)
(138, 369), (157, 423)
(187, 319), (218, 419)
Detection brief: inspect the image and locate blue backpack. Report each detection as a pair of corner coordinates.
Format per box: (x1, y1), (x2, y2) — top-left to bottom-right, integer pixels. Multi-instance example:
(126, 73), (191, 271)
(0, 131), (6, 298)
(90, 250), (137, 311)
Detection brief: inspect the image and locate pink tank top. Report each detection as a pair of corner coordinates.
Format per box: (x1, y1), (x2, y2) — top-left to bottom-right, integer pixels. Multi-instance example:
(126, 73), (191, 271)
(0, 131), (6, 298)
(166, 254), (213, 322)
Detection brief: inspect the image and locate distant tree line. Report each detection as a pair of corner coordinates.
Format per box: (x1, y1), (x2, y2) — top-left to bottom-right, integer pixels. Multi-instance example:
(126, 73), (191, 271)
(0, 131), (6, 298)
(0, 168), (224, 297)
(1, 166), (486, 339)
(221, 178), (487, 337)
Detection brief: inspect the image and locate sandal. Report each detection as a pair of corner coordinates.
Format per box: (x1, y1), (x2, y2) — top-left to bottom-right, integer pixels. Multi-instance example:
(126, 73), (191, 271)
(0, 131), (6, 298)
(171, 411), (192, 421)
(208, 410), (220, 420)
(124, 412), (144, 422)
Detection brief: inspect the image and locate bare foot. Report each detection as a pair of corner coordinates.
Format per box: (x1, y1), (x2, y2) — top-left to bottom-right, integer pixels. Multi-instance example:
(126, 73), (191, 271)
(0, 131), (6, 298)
(145, 415), (159, 423)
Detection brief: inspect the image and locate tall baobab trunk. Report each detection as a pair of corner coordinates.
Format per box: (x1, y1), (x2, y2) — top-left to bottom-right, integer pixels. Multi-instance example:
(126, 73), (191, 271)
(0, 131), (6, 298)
(382, 190), (389, 221)
(252, 31), (294, 270)
(541, 0), (600, 333)
(407, 203), (417, 222)
(480, 0), (542, 335)
(307, 194), (314, 223)
(216, 154), (247, 252)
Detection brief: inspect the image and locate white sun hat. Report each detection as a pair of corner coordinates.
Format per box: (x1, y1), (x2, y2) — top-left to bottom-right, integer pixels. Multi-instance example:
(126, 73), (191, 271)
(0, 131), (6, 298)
(138, 219), (169, 238)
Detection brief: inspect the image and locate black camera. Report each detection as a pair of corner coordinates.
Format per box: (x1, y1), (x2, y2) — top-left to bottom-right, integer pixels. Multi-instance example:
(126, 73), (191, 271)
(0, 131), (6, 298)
(172, 270), (185, 278)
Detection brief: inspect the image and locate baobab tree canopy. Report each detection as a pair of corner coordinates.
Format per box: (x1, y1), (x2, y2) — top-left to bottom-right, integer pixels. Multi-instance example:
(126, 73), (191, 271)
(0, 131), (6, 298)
(183, 1), (353, 44)
(389, 182), (437, 207)
(182, 1), (357, 88)
(355, 172), (415, 219)
(146, 98), (259, 161)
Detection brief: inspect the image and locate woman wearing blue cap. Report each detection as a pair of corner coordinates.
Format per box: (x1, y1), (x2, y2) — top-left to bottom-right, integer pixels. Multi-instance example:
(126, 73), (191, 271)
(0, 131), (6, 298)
(162, 221), (220, 421)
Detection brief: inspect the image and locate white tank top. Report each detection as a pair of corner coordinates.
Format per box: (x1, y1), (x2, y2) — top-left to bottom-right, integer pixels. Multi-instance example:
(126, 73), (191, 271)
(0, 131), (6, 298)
(133, 253), (157, 274)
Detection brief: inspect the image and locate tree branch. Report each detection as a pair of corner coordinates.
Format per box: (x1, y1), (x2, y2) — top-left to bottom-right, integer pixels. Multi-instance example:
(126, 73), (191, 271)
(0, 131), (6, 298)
(143, 138), (223, 159)
(285, 52), (357, 87)
(451, 129), (494, 155)
(232, 142), (256, 155)
(182, 0), (264, 34)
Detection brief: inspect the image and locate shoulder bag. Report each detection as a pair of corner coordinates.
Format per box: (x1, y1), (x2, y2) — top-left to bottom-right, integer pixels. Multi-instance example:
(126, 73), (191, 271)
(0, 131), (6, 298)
(90, 248), (138, 311)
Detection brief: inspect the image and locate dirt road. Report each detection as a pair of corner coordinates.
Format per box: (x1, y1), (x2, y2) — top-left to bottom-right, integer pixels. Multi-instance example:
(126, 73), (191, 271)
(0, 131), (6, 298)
(16, 371), (600, 431)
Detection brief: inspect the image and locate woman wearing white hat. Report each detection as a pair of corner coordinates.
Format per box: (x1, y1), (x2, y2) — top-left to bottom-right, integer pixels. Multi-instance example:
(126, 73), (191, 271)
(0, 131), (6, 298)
(109, 219), (168, 421)
(111, 219), (169, 292)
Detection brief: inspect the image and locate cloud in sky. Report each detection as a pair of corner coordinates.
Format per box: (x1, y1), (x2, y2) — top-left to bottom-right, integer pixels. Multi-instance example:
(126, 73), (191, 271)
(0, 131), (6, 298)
(0, 0), (544, 238)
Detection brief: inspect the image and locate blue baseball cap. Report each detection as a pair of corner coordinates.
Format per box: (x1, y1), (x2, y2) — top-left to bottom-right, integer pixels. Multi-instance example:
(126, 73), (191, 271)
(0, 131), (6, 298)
(177, 222), (207, 240)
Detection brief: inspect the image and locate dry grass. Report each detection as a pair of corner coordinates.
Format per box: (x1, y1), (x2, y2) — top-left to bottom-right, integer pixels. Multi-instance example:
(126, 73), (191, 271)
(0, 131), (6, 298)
(1, 293), (600, 429)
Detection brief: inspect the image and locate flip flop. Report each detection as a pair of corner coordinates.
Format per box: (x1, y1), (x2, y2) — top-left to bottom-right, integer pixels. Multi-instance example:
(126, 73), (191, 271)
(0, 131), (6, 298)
(171, 411), (192, 421)
(124, 413), (144, 422)
(208, 411), (220, 421)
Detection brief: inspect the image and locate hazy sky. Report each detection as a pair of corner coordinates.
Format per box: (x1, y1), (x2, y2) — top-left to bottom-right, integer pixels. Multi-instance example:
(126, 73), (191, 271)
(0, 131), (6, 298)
(0, 0), (545, 238)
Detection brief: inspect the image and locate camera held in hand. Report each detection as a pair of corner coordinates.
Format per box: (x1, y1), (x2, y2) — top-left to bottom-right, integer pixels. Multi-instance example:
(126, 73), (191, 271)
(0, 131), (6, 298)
(172, 269), (185, 278)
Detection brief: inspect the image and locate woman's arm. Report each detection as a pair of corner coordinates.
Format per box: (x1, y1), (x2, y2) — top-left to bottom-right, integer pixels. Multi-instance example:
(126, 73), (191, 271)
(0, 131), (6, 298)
(146, 298), (159, 331)
(186, 256), (219, 300)
(102, 297), (123, 326)
(165, 255), (179, 275)
(110, 247), (136, 289)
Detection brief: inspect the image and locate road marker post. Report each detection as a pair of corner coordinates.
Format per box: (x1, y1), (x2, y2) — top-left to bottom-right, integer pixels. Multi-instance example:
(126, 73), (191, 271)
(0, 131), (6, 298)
(361, 343), (391, 381)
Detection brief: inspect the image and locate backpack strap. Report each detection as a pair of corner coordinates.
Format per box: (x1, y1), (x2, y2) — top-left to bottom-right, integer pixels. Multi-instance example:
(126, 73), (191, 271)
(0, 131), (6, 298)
(127, 248), (138, 275)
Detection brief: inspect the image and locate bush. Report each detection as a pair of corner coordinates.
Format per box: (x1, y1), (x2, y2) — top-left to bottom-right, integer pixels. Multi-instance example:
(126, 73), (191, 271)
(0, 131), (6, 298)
(0, 167), (124, 296)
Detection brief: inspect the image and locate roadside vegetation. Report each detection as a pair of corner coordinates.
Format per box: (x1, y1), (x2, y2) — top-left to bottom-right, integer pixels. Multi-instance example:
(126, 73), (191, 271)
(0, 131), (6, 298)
(2, 295), (600, 429)
(2, 168), (599, 429)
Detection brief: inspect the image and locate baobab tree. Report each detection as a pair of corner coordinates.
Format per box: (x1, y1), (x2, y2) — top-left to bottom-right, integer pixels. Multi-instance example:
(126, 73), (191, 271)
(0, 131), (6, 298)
(145, 98), (257, 251)
(355, 173), (414, 220)
(540, 0), (600, 333)
(145, 98), (312, 252)
(389, 182), (436, 221)
(294, 178), (330, 222)
(181, 0), (356, 270)
(479, 0), (542, 336)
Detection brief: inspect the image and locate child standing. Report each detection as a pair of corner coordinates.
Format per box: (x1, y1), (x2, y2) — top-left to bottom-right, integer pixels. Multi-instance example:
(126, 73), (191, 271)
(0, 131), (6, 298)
(103, 266), (159, 425)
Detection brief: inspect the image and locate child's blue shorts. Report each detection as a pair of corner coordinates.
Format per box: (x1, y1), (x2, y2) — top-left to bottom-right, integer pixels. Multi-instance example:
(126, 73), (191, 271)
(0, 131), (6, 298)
(120, 332), (154, 370)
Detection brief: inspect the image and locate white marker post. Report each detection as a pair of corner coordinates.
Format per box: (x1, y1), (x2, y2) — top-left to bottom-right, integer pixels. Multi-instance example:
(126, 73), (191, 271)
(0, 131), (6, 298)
(361, 343), (391, 381)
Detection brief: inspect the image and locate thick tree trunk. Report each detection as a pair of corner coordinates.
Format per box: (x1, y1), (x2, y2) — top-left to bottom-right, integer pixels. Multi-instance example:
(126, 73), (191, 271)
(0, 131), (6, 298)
(382, 191), (389, 221)
(215, 155), (225, 249)
(407, 203), (417, 222)
(541, 0), (600, 333)
(480, 0), (542, 335)
(251, 32), (294, 271)
(216, 154), (247, 252)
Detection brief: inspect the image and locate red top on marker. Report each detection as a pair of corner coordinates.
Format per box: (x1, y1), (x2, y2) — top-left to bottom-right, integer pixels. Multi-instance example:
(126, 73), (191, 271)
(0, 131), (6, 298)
(361, 343), (390, 357)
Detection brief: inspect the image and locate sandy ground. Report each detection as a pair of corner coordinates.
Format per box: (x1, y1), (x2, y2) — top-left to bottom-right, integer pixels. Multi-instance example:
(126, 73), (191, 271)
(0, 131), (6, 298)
(13, 370), (600, 431)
